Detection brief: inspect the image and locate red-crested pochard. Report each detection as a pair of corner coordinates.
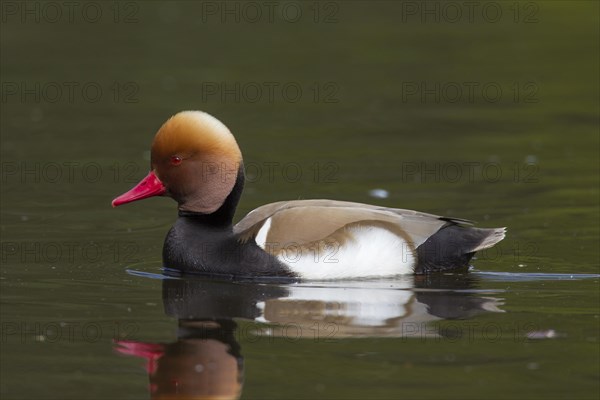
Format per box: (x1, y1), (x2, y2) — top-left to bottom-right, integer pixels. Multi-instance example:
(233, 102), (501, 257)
(112, 111), (506, 281)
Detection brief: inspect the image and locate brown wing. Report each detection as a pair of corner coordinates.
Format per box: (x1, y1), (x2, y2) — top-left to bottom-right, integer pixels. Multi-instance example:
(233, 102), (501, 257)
(234, 199), (465, 250)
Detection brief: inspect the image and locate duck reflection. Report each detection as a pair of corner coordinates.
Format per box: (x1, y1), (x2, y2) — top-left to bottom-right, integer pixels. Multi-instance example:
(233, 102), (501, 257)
(117, 319), (242, 400)
(115, 274), (503, 399)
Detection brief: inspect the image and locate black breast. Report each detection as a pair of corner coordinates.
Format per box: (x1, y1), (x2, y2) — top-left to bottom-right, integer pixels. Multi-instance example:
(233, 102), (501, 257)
(162, 215), (298, 281)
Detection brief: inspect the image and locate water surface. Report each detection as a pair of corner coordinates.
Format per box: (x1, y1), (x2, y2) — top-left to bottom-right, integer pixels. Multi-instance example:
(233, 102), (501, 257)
(1, 1), (598, 399)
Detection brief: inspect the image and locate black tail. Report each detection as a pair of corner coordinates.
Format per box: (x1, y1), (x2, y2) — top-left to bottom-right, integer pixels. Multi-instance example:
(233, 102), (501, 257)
(415, 225), (506, 274)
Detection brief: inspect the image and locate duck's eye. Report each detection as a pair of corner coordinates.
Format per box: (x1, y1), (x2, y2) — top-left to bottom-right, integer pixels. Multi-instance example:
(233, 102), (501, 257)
(170, 155), (182, 166)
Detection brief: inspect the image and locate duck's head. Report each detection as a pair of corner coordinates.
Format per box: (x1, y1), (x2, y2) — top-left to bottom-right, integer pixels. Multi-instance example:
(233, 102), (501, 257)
(112, 111), (243, 214)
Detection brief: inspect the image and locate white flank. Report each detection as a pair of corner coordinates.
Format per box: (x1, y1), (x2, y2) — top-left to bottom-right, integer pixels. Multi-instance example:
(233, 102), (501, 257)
(275, 225), (416, 280)
(254, 217), (272, 249)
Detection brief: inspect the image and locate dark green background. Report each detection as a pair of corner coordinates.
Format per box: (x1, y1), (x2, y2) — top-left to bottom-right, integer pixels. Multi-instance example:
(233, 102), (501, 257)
(1, 1), (598, 399)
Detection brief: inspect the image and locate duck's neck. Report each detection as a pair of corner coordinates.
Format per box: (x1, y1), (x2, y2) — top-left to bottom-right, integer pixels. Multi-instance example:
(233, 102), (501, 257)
(177, 164), (245, 228)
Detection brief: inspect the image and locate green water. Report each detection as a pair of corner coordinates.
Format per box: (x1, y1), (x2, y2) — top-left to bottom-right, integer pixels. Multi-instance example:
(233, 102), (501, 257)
(1, 1), (598, 399)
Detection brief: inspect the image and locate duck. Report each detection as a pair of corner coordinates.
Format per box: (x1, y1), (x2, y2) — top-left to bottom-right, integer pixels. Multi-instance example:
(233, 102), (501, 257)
(112, 111), (506, 281)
